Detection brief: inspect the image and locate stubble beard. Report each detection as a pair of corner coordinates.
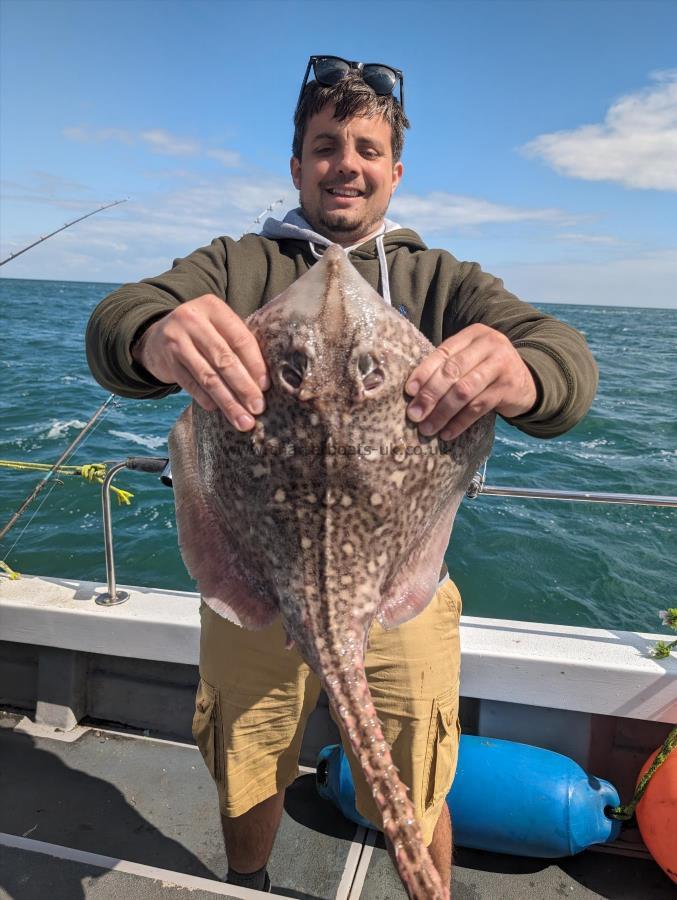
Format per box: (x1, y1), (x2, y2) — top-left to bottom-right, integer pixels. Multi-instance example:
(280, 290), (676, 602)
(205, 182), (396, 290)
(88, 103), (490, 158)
(302, 200), (389, 245)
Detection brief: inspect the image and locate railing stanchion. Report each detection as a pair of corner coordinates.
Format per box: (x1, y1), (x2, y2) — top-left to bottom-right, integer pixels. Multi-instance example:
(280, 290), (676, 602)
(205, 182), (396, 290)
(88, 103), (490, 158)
(96, 461), (131, 606)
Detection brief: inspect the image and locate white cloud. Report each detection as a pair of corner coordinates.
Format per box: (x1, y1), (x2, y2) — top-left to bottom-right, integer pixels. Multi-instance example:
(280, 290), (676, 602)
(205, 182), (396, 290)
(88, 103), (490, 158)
(206, 148), (242, 167)
(63, 125), (240, 167)
(138, 129), (201, 156)
(389, 191), (570, 233)
(63, 126), (134, 144)
(522, 70), (677, 191)
(556, 232), (623, 246)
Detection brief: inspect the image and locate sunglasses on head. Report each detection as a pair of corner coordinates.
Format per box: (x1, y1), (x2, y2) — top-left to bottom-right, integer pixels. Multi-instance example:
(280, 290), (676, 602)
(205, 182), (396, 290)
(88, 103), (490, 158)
(297, 55), (405, 113)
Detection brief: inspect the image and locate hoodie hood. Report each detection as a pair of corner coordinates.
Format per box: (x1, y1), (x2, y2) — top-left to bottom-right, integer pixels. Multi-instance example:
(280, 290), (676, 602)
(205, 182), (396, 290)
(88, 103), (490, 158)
(260, 207), (426, 306)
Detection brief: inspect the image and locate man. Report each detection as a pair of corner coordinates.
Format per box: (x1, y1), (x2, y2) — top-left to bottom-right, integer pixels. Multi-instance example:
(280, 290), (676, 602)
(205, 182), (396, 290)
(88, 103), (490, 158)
(86, 56), (597, 894)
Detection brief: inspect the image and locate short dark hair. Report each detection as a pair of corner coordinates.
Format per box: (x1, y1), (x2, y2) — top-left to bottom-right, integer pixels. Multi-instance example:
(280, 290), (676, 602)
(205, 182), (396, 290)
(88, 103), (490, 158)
(293, 73), (410, 162)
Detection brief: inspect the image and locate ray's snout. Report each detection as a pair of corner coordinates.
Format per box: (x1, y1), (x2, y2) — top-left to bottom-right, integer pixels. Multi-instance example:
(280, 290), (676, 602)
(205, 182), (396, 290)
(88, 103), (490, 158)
(255, 240), (401, 409)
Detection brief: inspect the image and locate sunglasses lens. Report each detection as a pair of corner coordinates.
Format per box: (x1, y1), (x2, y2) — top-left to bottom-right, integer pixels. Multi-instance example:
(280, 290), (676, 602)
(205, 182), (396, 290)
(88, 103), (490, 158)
(314, 56), (351, 85)
(362, 65), (398, 95)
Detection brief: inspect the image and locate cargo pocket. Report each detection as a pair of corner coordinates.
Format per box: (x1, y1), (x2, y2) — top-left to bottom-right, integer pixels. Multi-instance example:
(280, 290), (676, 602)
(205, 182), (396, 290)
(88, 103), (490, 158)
(192, 678), (224, 786)
(422, 687), (460, 809)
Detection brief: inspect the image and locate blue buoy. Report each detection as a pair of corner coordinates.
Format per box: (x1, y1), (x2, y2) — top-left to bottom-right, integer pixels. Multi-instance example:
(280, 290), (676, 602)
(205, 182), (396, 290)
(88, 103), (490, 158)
(316, 735), (621, 857)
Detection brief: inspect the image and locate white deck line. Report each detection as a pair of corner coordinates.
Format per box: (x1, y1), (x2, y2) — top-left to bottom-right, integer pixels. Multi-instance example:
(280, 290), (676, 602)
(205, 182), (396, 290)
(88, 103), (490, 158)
(347, 827), (377, 899)
(8, 712), (322, 768)
(0, 832), (278, 898)
(85, 725), (202, 749)
(2, 574), (676, 723)
(335, 825), (367, 900)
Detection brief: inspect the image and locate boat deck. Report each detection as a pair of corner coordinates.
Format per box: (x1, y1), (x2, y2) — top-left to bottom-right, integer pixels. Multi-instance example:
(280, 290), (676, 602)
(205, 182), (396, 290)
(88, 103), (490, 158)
(0, 712), (673, 900)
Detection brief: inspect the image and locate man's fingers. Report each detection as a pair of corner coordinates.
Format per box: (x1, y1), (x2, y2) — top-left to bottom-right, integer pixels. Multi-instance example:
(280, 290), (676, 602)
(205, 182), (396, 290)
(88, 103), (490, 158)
(403, 323), (536, 438)
(416, 361), (500, 435)
(194, 330), (266, 417)
(226, 322), (270, 391)
(173, 362), (217, 413)
(177, 348), (256, 431)
(207, 303), (270, 392)
(439, 388), (499, 440)
(407, 341), (493, 425)
(405, 331), (475, 397)
(142, 297), (270, 417)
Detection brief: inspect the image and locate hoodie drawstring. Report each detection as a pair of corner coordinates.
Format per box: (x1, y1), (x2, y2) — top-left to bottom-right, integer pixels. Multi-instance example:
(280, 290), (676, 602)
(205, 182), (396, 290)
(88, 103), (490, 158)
(375, 234), (392, 307)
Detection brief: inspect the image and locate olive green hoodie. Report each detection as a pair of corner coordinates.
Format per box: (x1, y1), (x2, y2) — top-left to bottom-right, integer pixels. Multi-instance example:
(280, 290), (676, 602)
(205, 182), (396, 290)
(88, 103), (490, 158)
(85, 216), (598, 438)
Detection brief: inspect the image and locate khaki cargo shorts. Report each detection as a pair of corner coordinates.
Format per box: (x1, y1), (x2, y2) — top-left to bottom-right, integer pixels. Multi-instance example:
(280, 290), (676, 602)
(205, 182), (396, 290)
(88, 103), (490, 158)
(193, 578), (462, 845)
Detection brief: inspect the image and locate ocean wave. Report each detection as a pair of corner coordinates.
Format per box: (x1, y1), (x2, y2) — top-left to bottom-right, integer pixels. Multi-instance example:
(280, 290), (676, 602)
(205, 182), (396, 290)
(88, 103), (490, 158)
(59, 374), (90, 385)
(109, 430), (167, 451)
(510, 449), (536, 460)
(46, 419), (88, 439)
(579, 438), (611, 449)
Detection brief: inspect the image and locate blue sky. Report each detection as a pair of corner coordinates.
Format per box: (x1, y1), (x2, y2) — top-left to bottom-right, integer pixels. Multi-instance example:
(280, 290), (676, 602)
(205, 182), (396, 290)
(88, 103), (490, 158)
(1, 0), (675, 306)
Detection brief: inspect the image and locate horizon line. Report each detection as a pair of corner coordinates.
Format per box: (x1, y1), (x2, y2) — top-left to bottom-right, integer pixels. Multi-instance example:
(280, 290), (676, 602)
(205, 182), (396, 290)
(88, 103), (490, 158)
(1, 274), (675, 312)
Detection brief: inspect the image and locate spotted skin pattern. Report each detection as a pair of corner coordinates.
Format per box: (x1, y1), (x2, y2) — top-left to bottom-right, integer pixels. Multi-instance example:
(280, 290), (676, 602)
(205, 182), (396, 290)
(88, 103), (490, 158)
(169, 245), (494, 899)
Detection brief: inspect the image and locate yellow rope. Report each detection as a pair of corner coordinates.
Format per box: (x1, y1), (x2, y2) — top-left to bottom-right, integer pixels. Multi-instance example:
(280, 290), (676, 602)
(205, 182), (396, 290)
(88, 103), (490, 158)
(79, 463), (107, 481)
(0, 460), (134, 505)
(0, 560), (21, 579)
(111, 486), (134, 505)
(607, 726), (677, 821)
(0, 460), (82, 473)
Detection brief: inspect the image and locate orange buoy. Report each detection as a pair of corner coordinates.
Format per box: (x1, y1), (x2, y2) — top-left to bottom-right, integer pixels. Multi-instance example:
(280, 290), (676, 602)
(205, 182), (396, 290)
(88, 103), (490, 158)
(635, 738), (677, 884)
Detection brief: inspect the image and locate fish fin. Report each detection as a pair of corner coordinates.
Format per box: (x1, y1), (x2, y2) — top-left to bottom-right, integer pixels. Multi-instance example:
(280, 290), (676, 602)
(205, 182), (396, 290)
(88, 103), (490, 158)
(168, 405), (279, 630)
(377, 501), (459, 630)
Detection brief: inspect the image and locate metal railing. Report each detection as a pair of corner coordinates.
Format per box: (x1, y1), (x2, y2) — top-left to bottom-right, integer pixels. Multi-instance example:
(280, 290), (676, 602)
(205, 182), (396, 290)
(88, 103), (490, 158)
(96, 457), (169, 606)
(466, 474), (677, 507)
(98, 457), (677, 607)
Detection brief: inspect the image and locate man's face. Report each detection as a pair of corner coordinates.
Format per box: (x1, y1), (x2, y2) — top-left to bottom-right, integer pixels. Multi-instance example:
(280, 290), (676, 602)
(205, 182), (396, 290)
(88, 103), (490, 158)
(290, 105), (403, 246)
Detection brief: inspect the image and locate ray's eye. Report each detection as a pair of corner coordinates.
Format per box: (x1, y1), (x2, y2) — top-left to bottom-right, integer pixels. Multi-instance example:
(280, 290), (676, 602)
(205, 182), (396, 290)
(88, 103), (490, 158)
(358, 353), (384, 391)
(281, 350), (308, 390)
(290, 350), (308, 372)
(358, 353), (375, 375)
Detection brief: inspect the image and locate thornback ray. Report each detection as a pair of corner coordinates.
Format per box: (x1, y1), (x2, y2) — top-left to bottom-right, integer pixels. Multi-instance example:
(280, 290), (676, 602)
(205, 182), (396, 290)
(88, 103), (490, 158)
(168, 244), (494, 899)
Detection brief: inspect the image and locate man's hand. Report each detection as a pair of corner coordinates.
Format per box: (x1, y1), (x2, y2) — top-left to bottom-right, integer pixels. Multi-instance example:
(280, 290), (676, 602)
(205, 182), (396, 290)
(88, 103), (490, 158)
(133, 294), (269, 431)
(405, 324), (537, 440)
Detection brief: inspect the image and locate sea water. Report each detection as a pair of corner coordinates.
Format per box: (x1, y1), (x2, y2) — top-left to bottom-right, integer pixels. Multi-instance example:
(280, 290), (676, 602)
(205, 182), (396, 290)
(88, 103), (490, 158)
(0, 277), (675, 633)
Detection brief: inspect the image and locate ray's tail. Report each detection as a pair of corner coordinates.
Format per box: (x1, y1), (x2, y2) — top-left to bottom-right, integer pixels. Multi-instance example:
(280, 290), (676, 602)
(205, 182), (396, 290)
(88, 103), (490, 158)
(321, 658), (450, 900)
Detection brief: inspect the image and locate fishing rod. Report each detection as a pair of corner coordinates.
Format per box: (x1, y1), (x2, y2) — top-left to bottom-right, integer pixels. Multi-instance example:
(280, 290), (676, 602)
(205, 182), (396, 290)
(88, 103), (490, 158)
(0, 199), (128, 266)
(240, 198), (284, 238)
(0, 394), (115, 544)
